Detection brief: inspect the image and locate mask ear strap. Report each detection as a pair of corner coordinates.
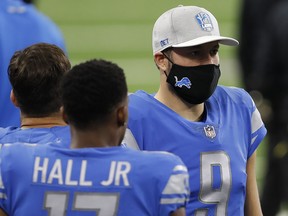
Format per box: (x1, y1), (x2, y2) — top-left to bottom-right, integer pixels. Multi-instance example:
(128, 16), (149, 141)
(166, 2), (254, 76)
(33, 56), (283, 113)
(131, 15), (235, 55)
(161, 51), (174, 64)
(163, 70), (169, 77)
(161, 51), (174, 78)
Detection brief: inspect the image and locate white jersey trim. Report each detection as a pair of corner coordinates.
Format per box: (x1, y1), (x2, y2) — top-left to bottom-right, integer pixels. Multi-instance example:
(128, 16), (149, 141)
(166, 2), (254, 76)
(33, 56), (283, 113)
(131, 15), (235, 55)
(123, 129), (140, 150)
(251, 108), (263, 134)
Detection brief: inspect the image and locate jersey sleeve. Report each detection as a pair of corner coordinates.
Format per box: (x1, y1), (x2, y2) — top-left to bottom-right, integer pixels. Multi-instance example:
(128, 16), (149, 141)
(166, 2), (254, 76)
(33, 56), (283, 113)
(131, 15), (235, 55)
(158, 153), (190, 215)
(248, 102), (267, 157)
(237, 88), (267, 158)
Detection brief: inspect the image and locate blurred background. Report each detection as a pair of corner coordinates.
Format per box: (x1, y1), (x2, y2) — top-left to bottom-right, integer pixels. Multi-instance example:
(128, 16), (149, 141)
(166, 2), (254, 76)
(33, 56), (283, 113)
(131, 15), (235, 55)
(38, 0), (242, 92)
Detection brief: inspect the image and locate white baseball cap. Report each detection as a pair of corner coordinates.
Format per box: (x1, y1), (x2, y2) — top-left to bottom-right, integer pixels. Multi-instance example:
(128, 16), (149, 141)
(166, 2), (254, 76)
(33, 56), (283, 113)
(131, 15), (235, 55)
(152, 5), (239, 54)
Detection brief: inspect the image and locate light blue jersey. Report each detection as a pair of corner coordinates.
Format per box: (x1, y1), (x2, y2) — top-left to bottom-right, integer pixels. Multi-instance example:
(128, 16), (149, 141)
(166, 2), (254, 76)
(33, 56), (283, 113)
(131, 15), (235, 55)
(0, 143), (189, 216)
(124, 86), (267, 215)
(0, 126), (70, 148)
(0, 0), (67, 127)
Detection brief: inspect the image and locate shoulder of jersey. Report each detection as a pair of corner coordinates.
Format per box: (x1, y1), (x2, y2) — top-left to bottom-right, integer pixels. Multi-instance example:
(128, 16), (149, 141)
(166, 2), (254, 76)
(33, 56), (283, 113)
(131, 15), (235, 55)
(214, 86), (253, 107)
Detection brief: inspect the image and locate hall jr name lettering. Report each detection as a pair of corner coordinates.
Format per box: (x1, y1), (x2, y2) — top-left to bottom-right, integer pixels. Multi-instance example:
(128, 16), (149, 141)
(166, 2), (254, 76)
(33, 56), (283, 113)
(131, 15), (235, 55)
(32, 157), (131, 186)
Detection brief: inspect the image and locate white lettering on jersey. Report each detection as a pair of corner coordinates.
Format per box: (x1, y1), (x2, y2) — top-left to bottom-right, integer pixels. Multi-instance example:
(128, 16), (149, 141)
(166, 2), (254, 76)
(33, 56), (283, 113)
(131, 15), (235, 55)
(32, 157), (92, 186)
(101, 161), (131, 186)
(33, 157), (49, 183)
(79, 160), (92, 186)
(47, 159), (63, 184)
(66, 159), (77, 185)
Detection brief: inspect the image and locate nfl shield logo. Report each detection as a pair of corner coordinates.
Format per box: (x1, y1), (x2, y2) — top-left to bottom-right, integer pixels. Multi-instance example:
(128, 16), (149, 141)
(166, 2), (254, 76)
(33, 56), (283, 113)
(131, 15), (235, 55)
(195, 12), (213, 32)
(204, 125), (216, 139)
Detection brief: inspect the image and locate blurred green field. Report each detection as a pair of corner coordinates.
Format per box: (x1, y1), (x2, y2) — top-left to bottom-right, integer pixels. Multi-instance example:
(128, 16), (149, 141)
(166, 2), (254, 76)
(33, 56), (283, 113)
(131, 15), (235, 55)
(38, 0), (243, 93)
(37, 0), (273, 205)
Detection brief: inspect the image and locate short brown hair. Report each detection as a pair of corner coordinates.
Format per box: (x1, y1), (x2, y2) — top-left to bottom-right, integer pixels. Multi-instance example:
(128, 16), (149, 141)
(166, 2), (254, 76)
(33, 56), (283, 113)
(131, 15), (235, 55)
(8, 43), (71, 117)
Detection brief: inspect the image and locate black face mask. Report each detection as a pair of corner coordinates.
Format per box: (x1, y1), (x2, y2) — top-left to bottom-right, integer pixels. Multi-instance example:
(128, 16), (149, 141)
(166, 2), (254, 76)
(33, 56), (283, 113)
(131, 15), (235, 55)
(165, 60), (221, 104)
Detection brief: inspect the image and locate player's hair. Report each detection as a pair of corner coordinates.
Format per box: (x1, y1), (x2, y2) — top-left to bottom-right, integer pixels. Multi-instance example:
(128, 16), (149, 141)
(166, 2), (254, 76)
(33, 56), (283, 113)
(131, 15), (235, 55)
(22, 0), (34, 4)
(162, 47), (173, 59)
(8, 43), (71, 117)
(61, 59), (128, 130)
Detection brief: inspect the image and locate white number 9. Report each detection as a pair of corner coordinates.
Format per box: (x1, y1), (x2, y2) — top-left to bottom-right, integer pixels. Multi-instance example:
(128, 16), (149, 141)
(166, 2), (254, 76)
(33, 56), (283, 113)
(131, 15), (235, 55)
(195, 151), (231, 216)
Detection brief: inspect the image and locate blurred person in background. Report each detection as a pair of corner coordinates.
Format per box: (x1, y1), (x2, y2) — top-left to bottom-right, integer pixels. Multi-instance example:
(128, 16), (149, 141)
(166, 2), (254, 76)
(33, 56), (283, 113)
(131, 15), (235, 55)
(239, 0), (288, 215)
(238, 0), (280, 90)
(0, 0), (67, 127)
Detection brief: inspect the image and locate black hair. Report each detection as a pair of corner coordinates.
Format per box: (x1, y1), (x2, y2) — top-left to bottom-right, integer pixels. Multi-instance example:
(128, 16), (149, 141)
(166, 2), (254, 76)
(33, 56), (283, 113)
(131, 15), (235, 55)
(61, 59), (127, 130)
(22, 0), (35, 4)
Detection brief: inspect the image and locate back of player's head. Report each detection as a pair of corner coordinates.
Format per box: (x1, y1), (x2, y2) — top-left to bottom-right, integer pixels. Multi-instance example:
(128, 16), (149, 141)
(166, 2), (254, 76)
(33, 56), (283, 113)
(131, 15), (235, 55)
(61, 59), (128, 130)
(8, 42), (71, 117)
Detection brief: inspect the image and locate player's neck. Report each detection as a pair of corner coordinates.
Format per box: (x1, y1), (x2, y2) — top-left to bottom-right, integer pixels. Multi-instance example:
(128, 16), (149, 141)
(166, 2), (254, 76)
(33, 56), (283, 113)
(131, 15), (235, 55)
(69, 126), (120, 149)
(20, 113), (67, 129)
(155, 88), (205, 122)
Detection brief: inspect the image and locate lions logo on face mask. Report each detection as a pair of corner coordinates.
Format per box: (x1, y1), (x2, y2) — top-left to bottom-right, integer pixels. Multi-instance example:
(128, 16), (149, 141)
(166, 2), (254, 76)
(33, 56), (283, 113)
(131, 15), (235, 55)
(166, 64), (221, 105)
(174, 76), (192, 89)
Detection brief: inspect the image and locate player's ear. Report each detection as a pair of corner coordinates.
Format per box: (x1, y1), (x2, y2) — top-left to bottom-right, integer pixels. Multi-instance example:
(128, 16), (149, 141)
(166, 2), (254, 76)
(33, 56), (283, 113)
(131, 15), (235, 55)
(10, 90), (19, 107)
(60, 106), (69, 124)
(117, 106), (127, 127)
(154, 52), (169, 71)
(117, 105), (128, 127)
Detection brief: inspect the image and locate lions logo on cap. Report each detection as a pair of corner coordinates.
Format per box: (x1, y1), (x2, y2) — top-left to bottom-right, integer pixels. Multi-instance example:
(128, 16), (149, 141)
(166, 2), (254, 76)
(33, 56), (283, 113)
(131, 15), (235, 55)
(196, 12), (213, 32)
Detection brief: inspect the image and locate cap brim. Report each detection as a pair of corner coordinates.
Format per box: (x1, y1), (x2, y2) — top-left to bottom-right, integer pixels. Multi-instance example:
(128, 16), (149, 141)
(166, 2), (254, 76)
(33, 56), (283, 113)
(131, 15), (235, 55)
(172, 35), (239, 47)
